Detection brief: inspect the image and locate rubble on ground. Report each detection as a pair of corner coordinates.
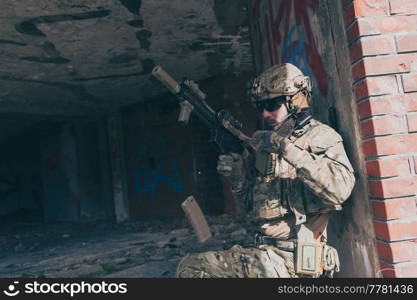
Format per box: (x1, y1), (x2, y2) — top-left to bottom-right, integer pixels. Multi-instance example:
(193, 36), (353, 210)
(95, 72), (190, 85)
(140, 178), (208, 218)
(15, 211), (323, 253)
(0, 212), (258, 278)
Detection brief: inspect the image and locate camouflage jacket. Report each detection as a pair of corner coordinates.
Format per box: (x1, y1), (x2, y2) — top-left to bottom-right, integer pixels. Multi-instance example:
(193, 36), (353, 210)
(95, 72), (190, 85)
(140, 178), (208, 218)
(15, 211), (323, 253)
(230, 118), (355, 226)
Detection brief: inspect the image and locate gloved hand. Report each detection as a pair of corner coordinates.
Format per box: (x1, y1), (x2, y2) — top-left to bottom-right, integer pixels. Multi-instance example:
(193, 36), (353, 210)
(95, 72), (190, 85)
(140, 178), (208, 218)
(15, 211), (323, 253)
(268, 131), (291, 153)
(250, 117), (295, 154)
(216, 153), (244, 182)
(250, 131), (288, 154)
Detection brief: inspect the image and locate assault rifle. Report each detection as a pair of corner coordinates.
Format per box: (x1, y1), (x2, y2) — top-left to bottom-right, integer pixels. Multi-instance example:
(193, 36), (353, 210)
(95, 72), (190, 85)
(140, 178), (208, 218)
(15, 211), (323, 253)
(152, 66), (252, 154)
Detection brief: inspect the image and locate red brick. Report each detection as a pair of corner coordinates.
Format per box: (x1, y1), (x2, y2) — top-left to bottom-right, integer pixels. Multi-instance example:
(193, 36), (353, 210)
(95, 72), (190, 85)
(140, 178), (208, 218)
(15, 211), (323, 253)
(352, 60), (366, 80)
(372, 197), (417, 219)
(403, 94), (417, 112)
(362, 134), (417, 156)
(390, 0), (417, 15)
(369, 177), (417, 198)
(348, 16), (417, 42)
(414, 156), (417, 173)
(347, 19), (380, 43)
(354, 76), (398, 100)
(357, 94), (417, 119)
(343, 0), (392, 27)
(360, 116), (407, 137)
(407, 113), (417, 132)
(378, 260), (396, 277)
(357, 100), (373, 118)
(375, 15), (417, 34)
(347, 21), (360, 44)
(377, 240), (417, 263)
(349, 41), (362, 62)
(342, 0), (353, 9)
(403, 73), (417, 93)
(349, 36), (395, 62)
(354, 0), (390, 17)
(344, 1), (356, 27)
(366, 157), (411, 177)
(352, 54), (417, 80)
(396, 34), (417, 53)
(379, 261), (417, 277)
(373, 219), (417, 240)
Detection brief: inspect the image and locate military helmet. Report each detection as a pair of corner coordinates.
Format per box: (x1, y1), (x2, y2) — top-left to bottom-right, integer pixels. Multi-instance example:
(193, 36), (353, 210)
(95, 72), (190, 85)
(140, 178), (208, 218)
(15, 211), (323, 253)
(248, 63), (312, 103)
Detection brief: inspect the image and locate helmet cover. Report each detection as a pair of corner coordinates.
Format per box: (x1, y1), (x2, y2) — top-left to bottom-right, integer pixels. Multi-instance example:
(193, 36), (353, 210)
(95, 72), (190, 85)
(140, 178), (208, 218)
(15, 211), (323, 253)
(248, 63), (312, 103)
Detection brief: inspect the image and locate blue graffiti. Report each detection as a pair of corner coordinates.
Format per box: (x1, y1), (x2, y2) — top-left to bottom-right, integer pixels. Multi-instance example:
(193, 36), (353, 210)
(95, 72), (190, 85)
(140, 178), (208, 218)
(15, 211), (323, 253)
(281, 25), (313, 81)
(133, 158), (183, 198)
(131, 136), (184, 198)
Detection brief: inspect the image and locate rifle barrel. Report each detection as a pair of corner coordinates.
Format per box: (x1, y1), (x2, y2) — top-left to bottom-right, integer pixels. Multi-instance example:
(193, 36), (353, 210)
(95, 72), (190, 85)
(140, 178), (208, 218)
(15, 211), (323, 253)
(152, 66), (181, 94)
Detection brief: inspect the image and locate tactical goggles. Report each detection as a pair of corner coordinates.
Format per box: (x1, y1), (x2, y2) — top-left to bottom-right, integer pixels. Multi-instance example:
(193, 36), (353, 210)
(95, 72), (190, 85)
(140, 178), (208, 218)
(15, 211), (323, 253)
(255, 96), (287, 112)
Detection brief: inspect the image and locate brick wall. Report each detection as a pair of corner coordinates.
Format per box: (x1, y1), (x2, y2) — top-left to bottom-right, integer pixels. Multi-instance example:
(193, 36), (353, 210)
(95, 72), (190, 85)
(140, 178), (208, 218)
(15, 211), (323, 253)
(342, 0), (417, 277)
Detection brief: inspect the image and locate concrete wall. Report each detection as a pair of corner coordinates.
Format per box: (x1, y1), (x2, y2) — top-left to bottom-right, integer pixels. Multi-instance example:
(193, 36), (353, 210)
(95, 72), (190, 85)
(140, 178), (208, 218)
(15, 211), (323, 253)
(0, 128), (44, 217)
(74, 120), (111, 221)
(40, 120), (113, 222)
(41, 124), (80, 222)
(0, 119), (112, 222)
(122, 97), (199, 219)
(248, 0), (380, 276)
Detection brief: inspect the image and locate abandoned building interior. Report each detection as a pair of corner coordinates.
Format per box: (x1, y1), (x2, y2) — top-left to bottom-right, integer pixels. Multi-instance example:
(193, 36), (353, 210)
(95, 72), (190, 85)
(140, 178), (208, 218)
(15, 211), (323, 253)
(0, 0), (416, 278)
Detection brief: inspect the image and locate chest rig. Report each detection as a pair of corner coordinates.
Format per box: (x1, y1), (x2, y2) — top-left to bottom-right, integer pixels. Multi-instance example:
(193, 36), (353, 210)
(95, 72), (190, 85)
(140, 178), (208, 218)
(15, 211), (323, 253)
(251, 113), (312, 221)
(255, 112), (311, 179)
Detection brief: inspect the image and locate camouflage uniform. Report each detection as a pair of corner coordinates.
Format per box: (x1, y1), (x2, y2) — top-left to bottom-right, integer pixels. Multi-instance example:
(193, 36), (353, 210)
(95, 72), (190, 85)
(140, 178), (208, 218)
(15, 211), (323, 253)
(176, 63), (355, 278)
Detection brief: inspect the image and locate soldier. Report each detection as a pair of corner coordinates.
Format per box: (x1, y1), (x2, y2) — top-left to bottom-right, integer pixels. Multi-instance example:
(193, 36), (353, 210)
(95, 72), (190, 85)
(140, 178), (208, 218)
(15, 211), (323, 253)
(176, 63), (355, 278)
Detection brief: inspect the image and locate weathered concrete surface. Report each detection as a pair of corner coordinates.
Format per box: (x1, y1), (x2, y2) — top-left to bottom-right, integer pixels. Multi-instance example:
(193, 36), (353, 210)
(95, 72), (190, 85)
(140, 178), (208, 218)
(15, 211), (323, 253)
(0, 118), (114, 220)
(0, 0), (252, 118)
(248, 0), (380, 277)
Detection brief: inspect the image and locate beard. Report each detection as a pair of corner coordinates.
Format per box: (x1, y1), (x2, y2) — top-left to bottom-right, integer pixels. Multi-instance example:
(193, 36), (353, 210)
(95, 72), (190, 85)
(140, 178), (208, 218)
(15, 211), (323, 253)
(263, 116), (296, 137)
(262, 118), (279, 130)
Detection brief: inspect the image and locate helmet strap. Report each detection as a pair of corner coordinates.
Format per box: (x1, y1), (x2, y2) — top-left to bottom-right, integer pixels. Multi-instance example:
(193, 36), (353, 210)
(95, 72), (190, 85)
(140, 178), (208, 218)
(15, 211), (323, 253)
(289, 91), (310, 113)
(285, 95), (296, 114)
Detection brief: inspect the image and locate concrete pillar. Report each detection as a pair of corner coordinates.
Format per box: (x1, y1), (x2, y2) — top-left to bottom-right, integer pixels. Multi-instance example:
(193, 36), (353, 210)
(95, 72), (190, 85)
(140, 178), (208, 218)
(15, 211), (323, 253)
(60, 124), (80, 221)
(248, 0), (380, 276)
(342, 0), (417, 278)
(41, 124), (80, 222)
(74, 120), (108, 221)
(97, 119), (115, 221)
(107, 114), (129, 222)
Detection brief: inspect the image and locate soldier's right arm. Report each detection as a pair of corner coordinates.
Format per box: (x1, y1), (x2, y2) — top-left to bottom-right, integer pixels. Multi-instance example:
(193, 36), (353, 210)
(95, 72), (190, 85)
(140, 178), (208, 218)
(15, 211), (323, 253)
(281, 124), (355, 206)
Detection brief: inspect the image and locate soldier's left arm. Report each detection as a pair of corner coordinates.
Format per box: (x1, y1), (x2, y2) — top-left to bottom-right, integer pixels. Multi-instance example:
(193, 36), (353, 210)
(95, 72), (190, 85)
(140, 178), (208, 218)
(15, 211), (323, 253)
(281, 125), (356, 206)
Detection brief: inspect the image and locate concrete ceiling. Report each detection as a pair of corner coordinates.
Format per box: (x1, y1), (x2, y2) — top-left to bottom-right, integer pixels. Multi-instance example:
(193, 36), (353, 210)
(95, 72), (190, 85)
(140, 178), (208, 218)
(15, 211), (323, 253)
(0, 0), (253, 118)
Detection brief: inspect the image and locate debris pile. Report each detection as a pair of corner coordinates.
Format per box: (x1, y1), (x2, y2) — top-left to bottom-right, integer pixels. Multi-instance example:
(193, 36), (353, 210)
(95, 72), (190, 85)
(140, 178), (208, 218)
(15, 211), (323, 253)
(0, 214), (258, 278)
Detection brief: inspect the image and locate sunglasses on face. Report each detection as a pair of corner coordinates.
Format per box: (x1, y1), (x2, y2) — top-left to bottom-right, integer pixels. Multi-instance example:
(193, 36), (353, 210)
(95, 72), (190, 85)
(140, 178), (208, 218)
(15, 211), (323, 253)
(256, 96), (287, 112)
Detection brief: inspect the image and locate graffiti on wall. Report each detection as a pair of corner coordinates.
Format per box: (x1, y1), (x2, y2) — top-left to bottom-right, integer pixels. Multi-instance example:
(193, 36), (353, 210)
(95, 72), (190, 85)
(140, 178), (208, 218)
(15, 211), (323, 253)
(131, 136), (183, 199)
(251, 0), (328, 96)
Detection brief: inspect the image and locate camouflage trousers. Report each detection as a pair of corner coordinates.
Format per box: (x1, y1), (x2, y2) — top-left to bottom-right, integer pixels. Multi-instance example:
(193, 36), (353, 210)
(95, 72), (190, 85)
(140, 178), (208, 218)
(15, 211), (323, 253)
(176, 244), (297, 278)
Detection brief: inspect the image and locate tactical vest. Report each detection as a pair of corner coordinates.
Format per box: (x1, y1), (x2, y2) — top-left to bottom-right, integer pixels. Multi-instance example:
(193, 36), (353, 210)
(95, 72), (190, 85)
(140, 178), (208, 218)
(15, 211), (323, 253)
(249, 119), (343, 225)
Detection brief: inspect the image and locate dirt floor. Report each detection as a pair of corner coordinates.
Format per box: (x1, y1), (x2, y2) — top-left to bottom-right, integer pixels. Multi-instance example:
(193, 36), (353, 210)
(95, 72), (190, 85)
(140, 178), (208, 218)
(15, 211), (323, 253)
(0, 210), (256, 278)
